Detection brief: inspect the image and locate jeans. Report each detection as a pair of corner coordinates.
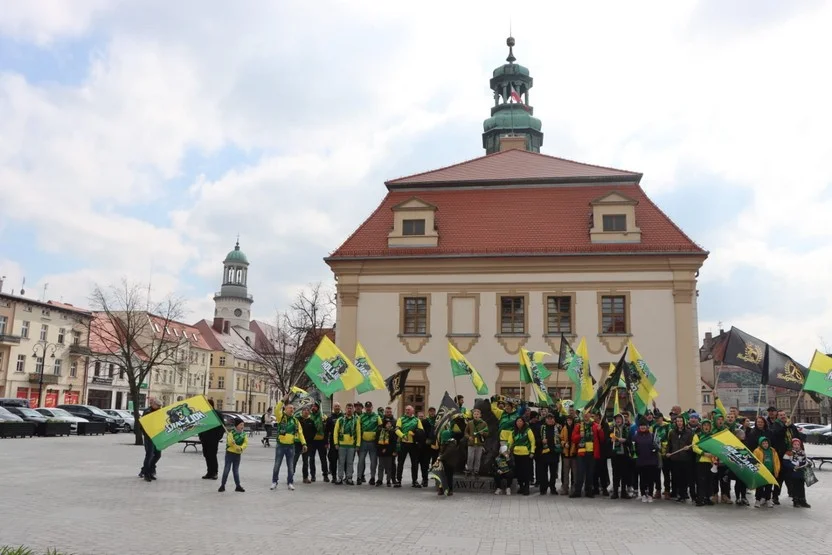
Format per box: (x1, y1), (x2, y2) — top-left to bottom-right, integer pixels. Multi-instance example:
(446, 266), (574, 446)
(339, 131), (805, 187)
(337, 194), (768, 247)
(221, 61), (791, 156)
(788, 477), (806, 501)
(466, 445), (484, 475)
(221, 452), (241, 487)
(310, 439), (328, 478)
(327, 443), (339, 478)
(272, 443), (295, 484)
(419, 446), (437, 483)
(357, 442), (378, 481)
(338, 446), (356, 481)
(573, 456), (595, 496)
(141, 439), (161, 477)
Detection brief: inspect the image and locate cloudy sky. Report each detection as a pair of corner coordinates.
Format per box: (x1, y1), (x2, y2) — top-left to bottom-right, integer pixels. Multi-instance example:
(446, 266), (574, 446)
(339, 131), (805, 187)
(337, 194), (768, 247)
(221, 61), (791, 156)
(1, 0), (830, 362)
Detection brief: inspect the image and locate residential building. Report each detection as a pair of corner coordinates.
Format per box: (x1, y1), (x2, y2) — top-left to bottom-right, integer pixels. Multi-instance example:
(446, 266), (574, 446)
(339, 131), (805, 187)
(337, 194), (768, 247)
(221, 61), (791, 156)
(0, 293), (92, 407)
(195, 240), (273, 414)
(325, 37), (708, 413)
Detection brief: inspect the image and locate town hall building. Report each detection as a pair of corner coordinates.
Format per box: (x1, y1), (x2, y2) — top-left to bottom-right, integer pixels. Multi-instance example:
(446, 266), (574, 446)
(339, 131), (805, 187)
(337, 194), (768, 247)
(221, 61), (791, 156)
(326, 38), (708, 413)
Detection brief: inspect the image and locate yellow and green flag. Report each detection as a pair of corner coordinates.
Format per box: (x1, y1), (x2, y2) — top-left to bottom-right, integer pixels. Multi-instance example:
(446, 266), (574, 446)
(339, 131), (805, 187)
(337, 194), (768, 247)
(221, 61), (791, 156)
(697, 429), (778, 489)
(626, 340), (659, 414)
(714, 396), (727, 417)
(139, 395), (223, 451)
(303, 336), (364, 396)
(804, 351), (832, 398)
(355, 342), (386, 394)
(519, 348), (553, 405)
(291, 385), (307, 395)
(449, 342), (489, 395)
(566, 338), (594, 409)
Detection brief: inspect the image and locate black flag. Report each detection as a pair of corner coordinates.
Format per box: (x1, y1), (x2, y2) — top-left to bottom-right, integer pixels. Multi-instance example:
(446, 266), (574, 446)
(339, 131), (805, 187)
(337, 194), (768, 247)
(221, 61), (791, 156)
(385, 368), (410, 404)
(557, 333), (575, 369)
(433, 391), (459, 435)
(586, 348), (628, 414)
(763, 346), (807, 391)
(720, 327), (767, 375)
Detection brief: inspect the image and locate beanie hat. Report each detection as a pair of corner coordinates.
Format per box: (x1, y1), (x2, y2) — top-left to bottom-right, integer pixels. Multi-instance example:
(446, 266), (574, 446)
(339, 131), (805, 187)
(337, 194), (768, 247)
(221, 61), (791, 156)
(689, 412), (700, 420)
(232, 417), (243, 427)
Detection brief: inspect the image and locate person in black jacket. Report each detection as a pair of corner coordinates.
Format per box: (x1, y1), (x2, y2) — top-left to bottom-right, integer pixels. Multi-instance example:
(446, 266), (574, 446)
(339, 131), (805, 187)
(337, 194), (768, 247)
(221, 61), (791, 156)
(198, 398), (225, 480)
(324, 403), (342, 484)
(139, 398), (162, 482)
(296, 408), (318, 484)
(418, 410), (436, 488)
(593, 412), (612, 496)
(667, 415), (693, 502)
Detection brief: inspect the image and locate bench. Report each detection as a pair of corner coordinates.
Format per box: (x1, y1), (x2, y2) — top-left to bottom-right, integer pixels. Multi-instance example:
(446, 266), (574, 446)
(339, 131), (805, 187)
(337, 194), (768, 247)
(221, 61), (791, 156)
(809, 456), (832, 470)
(179, 439), (202, 453)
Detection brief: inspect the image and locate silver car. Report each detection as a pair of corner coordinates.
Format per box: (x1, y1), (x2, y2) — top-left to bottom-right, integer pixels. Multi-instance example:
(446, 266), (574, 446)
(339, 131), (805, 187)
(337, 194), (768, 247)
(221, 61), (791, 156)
(36, 408), (89, 432)
(106, 409), (136, 432)
(0, 406), (24, 422)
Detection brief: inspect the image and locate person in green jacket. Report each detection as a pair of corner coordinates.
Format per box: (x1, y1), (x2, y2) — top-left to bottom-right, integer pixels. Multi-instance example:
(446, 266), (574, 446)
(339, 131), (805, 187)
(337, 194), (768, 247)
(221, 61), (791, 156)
(357, 401), (382, 485)
(395, 405), (424, 488)
(219, 418), (248, 493)
(653, 413), (671, 499)
(271, 398), (307, 492)
(333, 403), (362, 485)
(491, 397), (521, 444)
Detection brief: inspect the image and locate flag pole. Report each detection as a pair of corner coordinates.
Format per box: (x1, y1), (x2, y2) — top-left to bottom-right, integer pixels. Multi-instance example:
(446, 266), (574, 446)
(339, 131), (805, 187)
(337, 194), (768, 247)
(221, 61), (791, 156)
(755, 382), (764, 416)
(788, 389), (805, 423)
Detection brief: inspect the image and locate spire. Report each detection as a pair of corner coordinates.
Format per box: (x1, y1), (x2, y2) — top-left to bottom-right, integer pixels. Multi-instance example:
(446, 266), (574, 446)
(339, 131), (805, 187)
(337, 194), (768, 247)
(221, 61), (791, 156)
(506, 35), (516, 64)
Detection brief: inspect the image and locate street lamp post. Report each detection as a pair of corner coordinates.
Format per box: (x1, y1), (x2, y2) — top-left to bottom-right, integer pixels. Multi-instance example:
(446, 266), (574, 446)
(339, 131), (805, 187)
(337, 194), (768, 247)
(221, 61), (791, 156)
(32, 341), (62, 408)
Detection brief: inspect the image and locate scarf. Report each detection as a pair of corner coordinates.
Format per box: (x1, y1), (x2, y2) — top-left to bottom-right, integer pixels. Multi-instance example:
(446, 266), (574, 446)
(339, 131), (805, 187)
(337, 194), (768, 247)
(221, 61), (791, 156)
(512, 428), (531, 449)
(277, 415), (297, 436)
(360, 413), (379, 433)
(579, 421), (594, 445)
(232, 430), (246, 446)
(540, 424), (561, 452)
(761, 447), (775, 472)
(310, 411), (324, 435)
(338, 415), (357, 442)
(495, 455), (511, 474)
(399, 415), (419, 435)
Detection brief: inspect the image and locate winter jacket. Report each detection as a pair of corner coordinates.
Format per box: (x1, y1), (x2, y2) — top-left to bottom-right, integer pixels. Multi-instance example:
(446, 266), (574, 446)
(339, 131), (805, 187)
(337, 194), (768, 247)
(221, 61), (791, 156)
(359, 412), (382, 443)
(667, 426), (693, 462)
(309, 410), (326, 441)
(598, 419), (613, 458)
(375, 426), (398, 457)
(493, 454), (514, 477)
(273, 402), (306, 447)
(464, 419), (489, 446)
(745, 426), (769, 452)
(571, 420), (603, 460)
(491, 401), (522, 443)
(753, 442), (781, 478)
(333, 415), (362, 447)
(538, 423), (561, 456)
(510, 428), (536, 456)
(323, 410), (342, 445)
(560, 422), (578, 457)
(633, 430), (659, 467)
(765, 418), (787, 455)
(782, 442), (809, 480)
(225, 430), (249, 455)
(198, 410), (225, 445)
(691, 431), (715, 464)
(298, 417), (317, 448)
(395, 415), (423, 444)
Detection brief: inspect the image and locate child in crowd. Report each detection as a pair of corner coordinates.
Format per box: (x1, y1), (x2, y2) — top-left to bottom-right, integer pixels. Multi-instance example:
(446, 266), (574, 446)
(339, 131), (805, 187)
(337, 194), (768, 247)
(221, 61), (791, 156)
(375, 419), (397, 487)
(219, 418), (248, 493)
(437, 429), (460, 496)
(783, 438), (811, 508)
(494, 445), (514, 495)
(752, 437), (780, 508)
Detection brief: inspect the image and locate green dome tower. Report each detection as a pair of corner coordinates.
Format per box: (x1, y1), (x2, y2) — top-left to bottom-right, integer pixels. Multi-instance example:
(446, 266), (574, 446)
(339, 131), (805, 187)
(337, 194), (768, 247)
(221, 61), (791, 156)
(482, 36), (544, 154)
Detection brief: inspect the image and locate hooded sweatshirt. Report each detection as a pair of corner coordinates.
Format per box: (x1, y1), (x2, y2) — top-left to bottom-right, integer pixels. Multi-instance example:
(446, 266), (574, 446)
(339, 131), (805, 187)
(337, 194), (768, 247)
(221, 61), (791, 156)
(691, 420), (715, 463)
(752, 436), (780, 478)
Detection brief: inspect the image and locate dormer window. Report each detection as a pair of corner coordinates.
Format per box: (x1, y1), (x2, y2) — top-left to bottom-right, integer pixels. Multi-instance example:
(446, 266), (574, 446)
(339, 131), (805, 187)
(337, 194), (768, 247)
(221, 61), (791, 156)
(402, 219), (426, 236)
(590, 192), (642, 244)
(387, 197), (439, 248)
(602, 214), (627, 232)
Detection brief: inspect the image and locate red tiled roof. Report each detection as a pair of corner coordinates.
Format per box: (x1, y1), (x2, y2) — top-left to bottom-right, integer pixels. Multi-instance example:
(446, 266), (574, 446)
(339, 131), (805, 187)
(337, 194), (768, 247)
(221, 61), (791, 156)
(329, 183), (705, 259)
(148, 314), (212, 350)
(386, 149), (641, 187)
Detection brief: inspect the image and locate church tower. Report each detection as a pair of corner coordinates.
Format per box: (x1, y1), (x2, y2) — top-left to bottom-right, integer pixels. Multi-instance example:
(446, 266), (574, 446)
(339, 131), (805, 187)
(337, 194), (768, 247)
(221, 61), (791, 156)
(213, 238), (254, 334)
(482, 36), (544, 154)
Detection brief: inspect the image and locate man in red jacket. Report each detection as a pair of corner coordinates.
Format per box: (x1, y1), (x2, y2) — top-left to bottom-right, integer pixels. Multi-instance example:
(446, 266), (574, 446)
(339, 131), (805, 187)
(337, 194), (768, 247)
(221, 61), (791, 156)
(570, 410), (603, 498)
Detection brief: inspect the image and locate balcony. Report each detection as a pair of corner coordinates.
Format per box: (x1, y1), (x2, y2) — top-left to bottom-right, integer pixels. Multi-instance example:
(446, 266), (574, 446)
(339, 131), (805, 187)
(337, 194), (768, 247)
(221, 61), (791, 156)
(0, 333), (22, 345)
(69, 344), (92, 356)
(28, 372), (59, 385)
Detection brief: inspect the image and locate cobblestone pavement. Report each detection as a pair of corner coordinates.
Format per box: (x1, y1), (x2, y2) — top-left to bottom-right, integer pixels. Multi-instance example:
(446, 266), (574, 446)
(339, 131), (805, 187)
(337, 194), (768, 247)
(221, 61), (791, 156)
(2, 435), (832, 555)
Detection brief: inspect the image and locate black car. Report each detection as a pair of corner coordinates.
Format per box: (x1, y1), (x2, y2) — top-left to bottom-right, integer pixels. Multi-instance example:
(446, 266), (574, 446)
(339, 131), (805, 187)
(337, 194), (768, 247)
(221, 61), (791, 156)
(0, 398), (31, 408)
(5, 406), (48, 424)
(56, 404), (120, 433)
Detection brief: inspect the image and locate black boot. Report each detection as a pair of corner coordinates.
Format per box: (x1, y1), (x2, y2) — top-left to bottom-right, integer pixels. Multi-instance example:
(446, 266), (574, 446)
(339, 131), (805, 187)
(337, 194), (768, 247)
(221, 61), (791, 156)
(610, 491), (619, 499)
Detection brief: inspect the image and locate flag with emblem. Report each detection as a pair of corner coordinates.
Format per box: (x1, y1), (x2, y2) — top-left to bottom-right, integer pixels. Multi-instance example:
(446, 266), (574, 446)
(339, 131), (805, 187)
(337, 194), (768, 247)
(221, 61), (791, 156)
(385, 368), (410, 404)
(625, 341), (659, 414)
(565, 338), (594, 409)
(303, 336), (364, 396)
(433, 391), (460, 437)
(718, 327), (767, 375)
(139, 395), (224, 451)
(519, 348), (554, 405)
(803, 351), (832, 398)
(355, 342), (386, 394)
(449, 342), (489, 395)
(585, 349), (627, 414)
(697, 429), (778, 488)
(557, 333), (575, 369)
(763, 345), (807, 392)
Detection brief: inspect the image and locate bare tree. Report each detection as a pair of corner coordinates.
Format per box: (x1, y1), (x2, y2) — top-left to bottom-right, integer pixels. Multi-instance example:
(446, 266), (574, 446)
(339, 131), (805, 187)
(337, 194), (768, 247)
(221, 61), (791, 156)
(254, 283), (335, 398)
(89, 280), (187, 445)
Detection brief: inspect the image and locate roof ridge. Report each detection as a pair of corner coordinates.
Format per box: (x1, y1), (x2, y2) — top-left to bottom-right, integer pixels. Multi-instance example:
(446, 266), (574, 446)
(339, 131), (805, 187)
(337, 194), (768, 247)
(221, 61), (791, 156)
(518, 149), (642, 177)
(633, 183), (708, 254)
(385, 149), (511, 185)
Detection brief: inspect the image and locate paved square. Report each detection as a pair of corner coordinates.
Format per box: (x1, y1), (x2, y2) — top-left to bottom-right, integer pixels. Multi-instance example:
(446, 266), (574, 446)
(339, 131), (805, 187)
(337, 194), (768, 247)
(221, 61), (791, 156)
(1, 435), (832, 555)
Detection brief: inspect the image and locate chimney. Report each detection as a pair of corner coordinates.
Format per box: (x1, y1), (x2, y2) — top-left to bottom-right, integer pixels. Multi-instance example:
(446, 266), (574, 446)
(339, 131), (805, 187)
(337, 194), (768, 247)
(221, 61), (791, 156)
(212, 317), (224, 333)
(705, 332), (712, 341)
(499, 134), (527, 152)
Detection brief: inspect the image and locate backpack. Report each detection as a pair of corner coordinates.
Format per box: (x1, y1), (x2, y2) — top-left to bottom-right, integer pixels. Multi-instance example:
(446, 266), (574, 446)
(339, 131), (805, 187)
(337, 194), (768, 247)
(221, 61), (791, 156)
(260, 414), (266, 424)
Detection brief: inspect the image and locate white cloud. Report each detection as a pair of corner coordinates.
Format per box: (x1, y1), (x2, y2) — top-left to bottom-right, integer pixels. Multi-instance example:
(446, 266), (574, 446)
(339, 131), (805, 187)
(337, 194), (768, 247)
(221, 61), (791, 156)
(1, 0), (831, 357)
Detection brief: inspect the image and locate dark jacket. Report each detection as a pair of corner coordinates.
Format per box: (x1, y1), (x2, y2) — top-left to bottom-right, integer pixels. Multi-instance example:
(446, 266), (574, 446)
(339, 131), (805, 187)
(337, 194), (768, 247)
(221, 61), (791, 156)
(324, 411), (342, 445)
(766, 418), (787, 455)
(298, 417), (316, 447)
(632, 430), (659, 467)
(198, 410), (225, 445)
(530, 421), (543, 454)
(375, 427), (397, 457)
(141, 406), (159, 448)
(667, 426), (693, 462)
(745, 425), (769, 452)
(598, 419), (613, 458)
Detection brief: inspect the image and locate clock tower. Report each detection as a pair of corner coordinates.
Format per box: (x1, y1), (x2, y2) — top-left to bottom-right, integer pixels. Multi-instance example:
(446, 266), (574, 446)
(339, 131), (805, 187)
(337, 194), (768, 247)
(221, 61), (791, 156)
(213, 238), (254, 334)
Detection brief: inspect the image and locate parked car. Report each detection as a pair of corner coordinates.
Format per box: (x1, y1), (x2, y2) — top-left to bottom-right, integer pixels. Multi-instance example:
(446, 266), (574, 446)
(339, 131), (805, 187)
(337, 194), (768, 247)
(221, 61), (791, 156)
(0, 398), (31, 408)
(796, 423), (826, 434)
(0, 406), (25, 422)
(104, 409), (135, 432)
(56, 404), (120, 433)
(5, 406), (48, 424)
(36, 408), (89, 432)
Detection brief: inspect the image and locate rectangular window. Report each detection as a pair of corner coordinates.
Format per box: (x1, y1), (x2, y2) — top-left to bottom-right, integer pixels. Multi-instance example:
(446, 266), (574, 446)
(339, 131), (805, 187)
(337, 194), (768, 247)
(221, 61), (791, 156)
(500, 296), (525, 334)
(40, 324), (48, 341)
(500, 386), (524, 401)
(219, 356), (226, 366)
(546, 296), (572, 334)
(53, 359), (62, 376)
(401, 385), (426, 414)
(216, 399), (223, 410)
(402, 219), (426, 236)
(35, 357), (44, 374)
(94, 361), (101, 377)
(72, 330), (81, 345)
(70, 361), (77, 377)
(218, 376), (225, 389)
(57, 328), (66, 344)
(703, 394), (711, 404)
(202, 353), (206, 364)
(21, 321), (30, 338)
(119, 367), (125, 380)
(602, 214), (627, 232)
(549, 386), (573, 400)
(0, 315), (7, 334)
(179, 373), (183, 385)
(108, 363), (114, 377)
(600, 295), (627, 334)
(402, 297), (428, 335)
(16, 355), (25, 372)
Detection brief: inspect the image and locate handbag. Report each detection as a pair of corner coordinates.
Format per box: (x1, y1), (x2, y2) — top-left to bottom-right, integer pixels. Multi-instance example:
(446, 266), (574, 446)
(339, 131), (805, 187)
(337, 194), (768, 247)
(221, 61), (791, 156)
(803, 465), (818, 487)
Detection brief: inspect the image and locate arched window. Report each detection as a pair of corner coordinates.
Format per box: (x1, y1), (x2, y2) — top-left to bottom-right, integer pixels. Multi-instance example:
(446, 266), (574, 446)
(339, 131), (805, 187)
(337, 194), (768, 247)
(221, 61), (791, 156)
(236, 268), (242, 283)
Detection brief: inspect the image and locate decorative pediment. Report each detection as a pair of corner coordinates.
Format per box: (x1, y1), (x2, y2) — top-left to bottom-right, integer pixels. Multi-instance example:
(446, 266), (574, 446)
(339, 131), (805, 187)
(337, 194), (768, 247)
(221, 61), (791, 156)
(590, 191), (639, 206)
(589, 191), (641, 244)
(391, 197), (438, 212)
(388, 197), (439, 248)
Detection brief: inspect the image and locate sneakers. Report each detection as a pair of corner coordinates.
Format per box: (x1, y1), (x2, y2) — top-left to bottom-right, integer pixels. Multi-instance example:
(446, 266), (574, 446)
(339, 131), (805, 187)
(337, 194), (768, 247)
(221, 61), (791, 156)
(270, 482), (277, 491)
(766, 500), (774, 508)
(235, 486), (245, 492)
(323, 475), (330, 483)
(446, 490), (453, 497)
(218, 485), (225, 492)
(288, 484), (295, 491)
(754, 500), (761, 508)
(495, 489), (502, 495)
(505, 489), (511, 496)
(641, 495), (648, 503)
(647, 496), (654, 503)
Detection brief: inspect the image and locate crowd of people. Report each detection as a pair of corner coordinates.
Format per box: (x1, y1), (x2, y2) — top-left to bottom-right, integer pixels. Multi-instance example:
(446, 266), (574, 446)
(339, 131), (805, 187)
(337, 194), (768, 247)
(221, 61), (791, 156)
(138, 394), (816, 509)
